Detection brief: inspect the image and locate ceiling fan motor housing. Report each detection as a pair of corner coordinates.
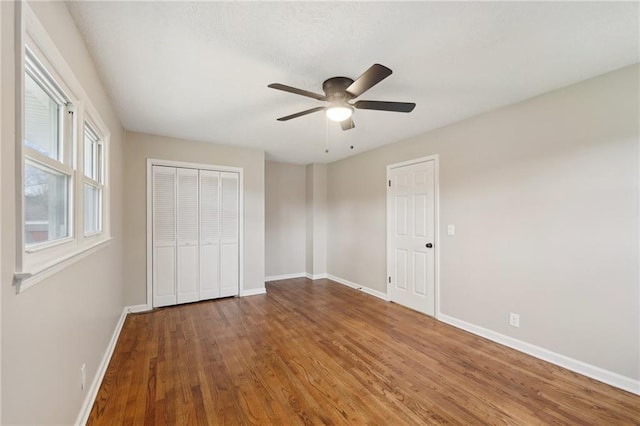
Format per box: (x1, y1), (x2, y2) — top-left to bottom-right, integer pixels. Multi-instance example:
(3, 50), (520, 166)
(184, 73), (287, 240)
(323, 77), (355, 102)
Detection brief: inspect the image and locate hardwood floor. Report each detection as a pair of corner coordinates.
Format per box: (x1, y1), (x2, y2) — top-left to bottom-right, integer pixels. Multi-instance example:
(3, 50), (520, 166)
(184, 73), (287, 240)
(88, 278), (640, 425)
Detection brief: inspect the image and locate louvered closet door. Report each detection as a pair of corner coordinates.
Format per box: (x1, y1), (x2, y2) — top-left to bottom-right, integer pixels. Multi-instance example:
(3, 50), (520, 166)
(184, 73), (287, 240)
(176, 168), (199, 304)
(199, 170), (220, 300)
(152, 166), (177, 307)
(220, 172), (239, 297)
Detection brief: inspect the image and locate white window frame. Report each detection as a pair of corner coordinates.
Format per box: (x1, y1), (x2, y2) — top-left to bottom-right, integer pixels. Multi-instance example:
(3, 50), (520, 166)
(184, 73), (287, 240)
(23, 47), (75, 252)
(82, 120), (104, 237)
(14, 2), (111, 293)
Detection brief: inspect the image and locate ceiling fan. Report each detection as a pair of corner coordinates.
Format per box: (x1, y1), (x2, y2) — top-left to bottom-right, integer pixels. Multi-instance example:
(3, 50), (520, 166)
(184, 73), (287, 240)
(268, 64), (416, 131)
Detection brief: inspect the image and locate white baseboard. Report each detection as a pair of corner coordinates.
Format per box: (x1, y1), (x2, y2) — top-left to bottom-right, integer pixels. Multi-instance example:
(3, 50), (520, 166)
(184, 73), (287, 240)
(241, 287), (267, 297)
(305, 272), (327, 280)
(265, 273), (306, 282)
(126, 304), (151, 314)
(76, 305), (132, 425)
(438, 313), (640, 396)
(326, 274), (389, 301)
(360, 286), (390, 301)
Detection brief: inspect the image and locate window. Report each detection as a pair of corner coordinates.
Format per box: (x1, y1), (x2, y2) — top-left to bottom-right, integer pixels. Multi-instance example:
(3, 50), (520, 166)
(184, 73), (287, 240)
(83, 123), (103, 235)
(23, 49), (74, 247)
(16, 2), (111, 292)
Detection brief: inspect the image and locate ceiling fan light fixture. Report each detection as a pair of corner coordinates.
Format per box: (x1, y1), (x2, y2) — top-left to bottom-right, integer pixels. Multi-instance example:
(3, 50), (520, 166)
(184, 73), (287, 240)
(325, 105), (353, 122)
(269, 64), (414, 131)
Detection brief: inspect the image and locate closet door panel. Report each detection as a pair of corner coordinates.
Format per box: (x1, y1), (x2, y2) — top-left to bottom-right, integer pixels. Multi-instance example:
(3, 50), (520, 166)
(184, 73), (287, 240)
(220, 244), (239, 296)
(199, 170), (220, 300)
(177, 168), (199, 304)
(177, 245), (198, 303)
(152, 166), (177, 307)
(154, 246), (176, 306)
(220, 172), (239, 297)
(199, 244), (219, 299)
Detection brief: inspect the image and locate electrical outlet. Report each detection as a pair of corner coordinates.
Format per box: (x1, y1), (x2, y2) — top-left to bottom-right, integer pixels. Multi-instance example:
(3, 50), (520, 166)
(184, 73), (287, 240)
(81, 364), (86, 390)
(509, 313), (520, 328)
(447, 225), (455, 236)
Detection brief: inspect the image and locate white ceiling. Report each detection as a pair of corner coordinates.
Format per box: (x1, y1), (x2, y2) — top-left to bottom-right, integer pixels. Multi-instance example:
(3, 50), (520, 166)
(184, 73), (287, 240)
(66, 1), (639, 165)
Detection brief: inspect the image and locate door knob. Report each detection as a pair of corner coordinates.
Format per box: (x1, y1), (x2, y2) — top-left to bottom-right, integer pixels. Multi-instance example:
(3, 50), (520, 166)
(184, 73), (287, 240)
(426, 243), (433, 248)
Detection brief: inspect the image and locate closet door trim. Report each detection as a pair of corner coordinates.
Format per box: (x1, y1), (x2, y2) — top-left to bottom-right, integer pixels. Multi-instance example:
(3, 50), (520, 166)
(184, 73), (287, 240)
(146, 158), (243, 310)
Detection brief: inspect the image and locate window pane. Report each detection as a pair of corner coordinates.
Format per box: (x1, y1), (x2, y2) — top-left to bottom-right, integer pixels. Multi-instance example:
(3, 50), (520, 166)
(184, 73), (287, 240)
(24, 163), (69, 245)
(84, 184), (101, 234)
(84, 124), (101, 181)
(24, 72), (60, 160)
(96, 143), (103, 183)
(84, 132), (94, 179)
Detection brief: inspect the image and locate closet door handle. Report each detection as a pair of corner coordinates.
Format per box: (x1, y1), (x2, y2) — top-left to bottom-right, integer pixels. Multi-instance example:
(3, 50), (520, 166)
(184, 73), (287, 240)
(426, 243), (433, 248)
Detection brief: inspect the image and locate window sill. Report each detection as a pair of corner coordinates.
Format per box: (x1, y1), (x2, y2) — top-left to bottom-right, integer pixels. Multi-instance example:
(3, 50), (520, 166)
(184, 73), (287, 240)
(14, 237), (112, 294)
(25, 236), (74, 254)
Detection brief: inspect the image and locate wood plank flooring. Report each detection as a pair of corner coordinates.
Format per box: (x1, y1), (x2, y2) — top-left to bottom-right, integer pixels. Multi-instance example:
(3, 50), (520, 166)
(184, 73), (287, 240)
(88, 278), (640, 425)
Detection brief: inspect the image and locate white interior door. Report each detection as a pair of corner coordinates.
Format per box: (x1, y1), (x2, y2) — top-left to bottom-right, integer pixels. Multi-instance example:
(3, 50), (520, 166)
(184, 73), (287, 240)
(199, 170), (220, 300)
(387, 159), (436, 316)
(177, 168), (199, 304)
(220, 172), (239, 297)
(152, 166), (177, 307)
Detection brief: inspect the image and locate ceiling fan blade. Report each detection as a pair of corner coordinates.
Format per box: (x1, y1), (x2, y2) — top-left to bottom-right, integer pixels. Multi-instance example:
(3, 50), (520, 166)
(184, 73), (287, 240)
(268, 83), (327, 101)
(345, 64), (392, 98)
(354, 100), (416, 113)
(340, 117), (355, 131)
(276, 106), (326, 121)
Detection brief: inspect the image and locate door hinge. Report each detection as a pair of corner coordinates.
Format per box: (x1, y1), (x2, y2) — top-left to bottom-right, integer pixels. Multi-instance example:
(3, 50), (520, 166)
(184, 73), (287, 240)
(388, 276), (391, 283)
(388, 180), (391, 187)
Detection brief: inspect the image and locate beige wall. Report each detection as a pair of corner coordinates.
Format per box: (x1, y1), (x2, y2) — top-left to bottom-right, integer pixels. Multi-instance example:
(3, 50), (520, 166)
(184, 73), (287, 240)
(124, 131), (265, 305)
(265, 161), (306, 278)
(0, 3), (4, 420)
(310, 164), (327, 276)
(327, 65), (639, 380)
(303, 164), (328, 277)
(305, 166), (313, 274)
(1, 2), (125, 424)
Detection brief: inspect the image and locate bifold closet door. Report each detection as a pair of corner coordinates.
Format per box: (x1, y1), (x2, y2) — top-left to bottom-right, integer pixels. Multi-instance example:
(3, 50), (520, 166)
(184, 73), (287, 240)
(220, 172), (239, 297)
(152, 166), (177, 307)
(176, 168), (199, 304)
(199, 170), (220, 300)
(152, 165), (240, 307)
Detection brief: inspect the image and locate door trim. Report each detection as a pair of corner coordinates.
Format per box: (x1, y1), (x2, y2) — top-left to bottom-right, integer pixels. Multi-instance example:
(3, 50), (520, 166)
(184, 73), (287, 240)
(386, 154), (440, 318)
(146, 158), (244, 310)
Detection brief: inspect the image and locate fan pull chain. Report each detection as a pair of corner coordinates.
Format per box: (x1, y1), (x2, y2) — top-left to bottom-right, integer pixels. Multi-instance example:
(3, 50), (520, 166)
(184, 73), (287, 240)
(325, 116), (330, 154)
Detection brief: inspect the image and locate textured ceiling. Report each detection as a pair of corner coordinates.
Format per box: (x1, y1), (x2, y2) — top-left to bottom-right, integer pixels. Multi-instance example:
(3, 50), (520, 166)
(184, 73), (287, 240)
(66, 2), (639, 164)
